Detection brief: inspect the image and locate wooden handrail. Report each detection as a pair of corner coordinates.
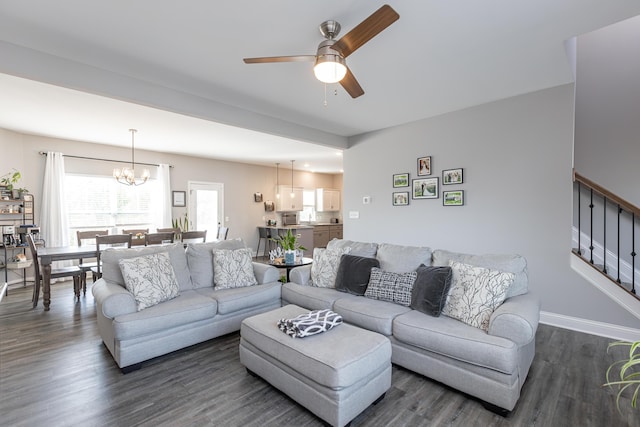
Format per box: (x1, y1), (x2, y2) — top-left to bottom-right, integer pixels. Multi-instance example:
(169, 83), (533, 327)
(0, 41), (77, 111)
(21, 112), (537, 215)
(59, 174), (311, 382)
(573, 170), (640, 216)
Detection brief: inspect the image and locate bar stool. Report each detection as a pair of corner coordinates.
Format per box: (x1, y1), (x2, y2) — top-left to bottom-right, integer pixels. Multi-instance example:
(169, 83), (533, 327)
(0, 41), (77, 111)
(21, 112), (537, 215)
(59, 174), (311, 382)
(256, 227), (273, 258)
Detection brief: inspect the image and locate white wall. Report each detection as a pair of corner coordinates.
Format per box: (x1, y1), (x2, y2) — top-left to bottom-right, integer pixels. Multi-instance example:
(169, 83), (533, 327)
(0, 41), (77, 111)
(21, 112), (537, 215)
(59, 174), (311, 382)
(343, 84), (638, 329)
(0, 128), (341, 253)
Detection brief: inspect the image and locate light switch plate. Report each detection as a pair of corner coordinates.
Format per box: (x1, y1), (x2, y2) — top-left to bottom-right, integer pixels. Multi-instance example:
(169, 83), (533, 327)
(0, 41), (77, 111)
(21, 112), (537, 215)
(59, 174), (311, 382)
(349, 211), (360, 219)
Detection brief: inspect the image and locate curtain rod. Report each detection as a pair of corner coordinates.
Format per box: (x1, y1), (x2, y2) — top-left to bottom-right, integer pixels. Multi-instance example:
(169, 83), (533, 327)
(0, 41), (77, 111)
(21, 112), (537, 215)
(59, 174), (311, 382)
(38, 152), (173, 168)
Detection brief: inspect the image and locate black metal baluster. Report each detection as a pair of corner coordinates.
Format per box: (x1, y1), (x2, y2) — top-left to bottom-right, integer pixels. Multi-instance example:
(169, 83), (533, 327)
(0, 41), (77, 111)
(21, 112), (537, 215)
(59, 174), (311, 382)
(603, 196), (607, 274)
(617, 206), (622, 284)
(577, 182), (582, 255)
(589, 189), (594, 264)
(632, 213), (636, 295)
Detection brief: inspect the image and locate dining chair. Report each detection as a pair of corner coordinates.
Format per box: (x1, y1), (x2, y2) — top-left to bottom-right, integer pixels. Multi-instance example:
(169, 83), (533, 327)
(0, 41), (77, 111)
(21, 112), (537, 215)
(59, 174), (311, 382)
(91, 234), (133, 280)
(181, 230), (207, 243)
(27, 233), (83, 307)
(122, 228), (148, 246)
(157, 227), (180, 240)
(216, 226), (229, 240)
(144, 231), (175, 246)
(76, 229), (109, 295)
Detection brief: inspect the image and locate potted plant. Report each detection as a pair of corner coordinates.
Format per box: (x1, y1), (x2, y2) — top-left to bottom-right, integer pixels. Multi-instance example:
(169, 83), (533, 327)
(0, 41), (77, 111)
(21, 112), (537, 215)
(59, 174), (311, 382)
(1, 169), (28, 199)
(172, 213), (189, 239)
(271, 229), (307, 264)
(604, 340), (640, 413)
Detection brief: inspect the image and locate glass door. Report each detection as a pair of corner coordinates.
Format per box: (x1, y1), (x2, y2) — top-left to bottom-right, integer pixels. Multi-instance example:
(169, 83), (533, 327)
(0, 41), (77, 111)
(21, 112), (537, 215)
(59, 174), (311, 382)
(188, 181), (223, 241)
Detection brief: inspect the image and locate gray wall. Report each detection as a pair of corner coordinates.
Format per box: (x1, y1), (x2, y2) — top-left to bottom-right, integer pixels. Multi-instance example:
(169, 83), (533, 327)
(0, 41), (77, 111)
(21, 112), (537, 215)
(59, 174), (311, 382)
(343, 84), (638, 328)
(0, 128), (342, 254)
(574, 15), (640, 207)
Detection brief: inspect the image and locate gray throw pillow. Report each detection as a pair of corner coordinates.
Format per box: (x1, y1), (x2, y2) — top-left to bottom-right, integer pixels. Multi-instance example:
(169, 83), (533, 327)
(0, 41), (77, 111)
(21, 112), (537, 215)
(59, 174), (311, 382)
(334, 254), (380, 296)
(365, 267), (417, 306)
(410, 265), (452, 317)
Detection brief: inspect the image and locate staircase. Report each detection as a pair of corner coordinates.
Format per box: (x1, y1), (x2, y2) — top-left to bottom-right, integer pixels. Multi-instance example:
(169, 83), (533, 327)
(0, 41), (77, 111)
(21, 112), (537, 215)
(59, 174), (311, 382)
(572, 171), (640, 319)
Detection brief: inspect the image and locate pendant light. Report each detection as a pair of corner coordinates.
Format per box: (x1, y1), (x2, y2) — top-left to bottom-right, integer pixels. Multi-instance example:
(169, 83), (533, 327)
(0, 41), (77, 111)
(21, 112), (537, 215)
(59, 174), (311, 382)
(275, 162), (280, 199)
(290, 160), (295, 198)
(113, 129), (150, 186)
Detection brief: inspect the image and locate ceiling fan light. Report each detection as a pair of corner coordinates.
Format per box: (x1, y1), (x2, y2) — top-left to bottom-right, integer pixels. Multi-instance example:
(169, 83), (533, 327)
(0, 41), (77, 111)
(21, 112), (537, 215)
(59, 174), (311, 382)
(314, 55), (347, 83)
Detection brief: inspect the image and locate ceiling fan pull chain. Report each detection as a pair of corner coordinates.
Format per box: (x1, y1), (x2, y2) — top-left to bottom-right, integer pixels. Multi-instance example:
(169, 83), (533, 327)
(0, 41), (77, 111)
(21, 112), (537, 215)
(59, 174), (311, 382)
(323, 83), (328, 107)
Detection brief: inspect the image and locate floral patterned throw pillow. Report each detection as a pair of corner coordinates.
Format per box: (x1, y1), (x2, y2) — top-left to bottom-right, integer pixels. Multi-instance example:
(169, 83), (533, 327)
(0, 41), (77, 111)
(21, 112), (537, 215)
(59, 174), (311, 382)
(311, 247), (352, 288)
(212, 248), (258, 290)
(119, 252), (180, 311)
(442, 261), (515, 331)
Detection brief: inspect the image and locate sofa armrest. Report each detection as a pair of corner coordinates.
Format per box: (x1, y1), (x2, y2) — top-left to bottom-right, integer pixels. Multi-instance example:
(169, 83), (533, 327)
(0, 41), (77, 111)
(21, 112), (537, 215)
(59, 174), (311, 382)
(253, 262), (280, 284)
(488, 292), (540, 346)
(289, 264), (312, 285)
(92, 278), (137, 318)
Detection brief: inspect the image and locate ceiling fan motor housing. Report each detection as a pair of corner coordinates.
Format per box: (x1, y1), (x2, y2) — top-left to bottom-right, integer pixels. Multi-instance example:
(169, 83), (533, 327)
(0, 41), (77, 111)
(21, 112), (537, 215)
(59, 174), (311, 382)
(319, 20), (341, 39)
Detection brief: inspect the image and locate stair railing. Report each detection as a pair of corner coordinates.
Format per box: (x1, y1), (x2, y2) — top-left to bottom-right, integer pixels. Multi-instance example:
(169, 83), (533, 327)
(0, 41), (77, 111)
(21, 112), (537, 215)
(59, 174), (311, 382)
(573, 171), (638, 300)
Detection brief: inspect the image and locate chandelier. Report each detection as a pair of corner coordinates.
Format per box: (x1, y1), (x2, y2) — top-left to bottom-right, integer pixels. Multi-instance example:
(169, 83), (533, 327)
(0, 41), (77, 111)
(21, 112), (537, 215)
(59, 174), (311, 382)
(113, 129), (150, 186)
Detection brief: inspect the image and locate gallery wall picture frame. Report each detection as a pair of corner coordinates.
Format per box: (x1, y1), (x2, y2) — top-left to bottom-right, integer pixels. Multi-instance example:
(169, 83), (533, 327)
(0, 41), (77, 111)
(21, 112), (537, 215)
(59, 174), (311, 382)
(443, 190), (464, 206)
(254, 192), (263, 202)
(417, 156), (432, 176)
(393, 173), (410, 188)
(392, 191), (410, 206)
(172, 191), (186, 207)
(442, 168), (464, 185)
(412, 177), (439, 199)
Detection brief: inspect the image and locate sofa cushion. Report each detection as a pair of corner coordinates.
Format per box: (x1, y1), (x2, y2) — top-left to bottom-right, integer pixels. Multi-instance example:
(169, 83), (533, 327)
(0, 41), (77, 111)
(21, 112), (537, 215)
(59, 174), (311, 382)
(334, 254), (380, 296)
(432, 249), (528, 298)
(364, 267), (416, 307)
(186, 239), (246, 289)
(311, 247), (351, 288)
(195, 282), (281, 315)
(442, 261), (514, 331)
(333, 296), (411, 336)
(326, 239), (378, 258)
(282, 282), (357, 311)
(112, 290), (217, 340)
(119, 252), (180, 311)
(393, 310), (518, 374)
(410, 265), (453, 317)
(102, 243), (193, 291)
(212, 248), (258, 290)
(376, 243), (432, 273)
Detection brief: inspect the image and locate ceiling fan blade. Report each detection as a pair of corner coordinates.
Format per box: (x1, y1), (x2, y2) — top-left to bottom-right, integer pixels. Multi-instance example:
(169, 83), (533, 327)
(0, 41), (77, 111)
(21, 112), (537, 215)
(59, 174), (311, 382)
(243, 55), (316, 64)
(332, 4), (399, 58)
(340, 68), (364, 98)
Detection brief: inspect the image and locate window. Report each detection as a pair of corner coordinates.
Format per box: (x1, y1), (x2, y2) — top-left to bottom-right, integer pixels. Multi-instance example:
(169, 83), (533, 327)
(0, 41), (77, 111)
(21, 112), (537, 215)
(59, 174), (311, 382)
(65, 174), (158, 243)
(298, 189), (316, 223)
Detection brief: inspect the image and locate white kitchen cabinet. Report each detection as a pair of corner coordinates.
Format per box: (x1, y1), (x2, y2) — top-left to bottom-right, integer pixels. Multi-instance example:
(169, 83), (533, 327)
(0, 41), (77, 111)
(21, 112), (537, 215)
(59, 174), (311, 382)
(276, 185), (304, 211)
(316, 188), (341, 212)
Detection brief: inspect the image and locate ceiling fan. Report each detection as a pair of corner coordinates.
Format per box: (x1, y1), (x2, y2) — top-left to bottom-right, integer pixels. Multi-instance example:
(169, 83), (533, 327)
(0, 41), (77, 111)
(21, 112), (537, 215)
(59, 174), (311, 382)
(243, 4), (399, 99)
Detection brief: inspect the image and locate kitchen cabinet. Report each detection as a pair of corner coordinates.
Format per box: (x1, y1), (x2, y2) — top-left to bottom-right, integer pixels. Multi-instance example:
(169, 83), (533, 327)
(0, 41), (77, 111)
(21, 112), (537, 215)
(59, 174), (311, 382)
(313, 224), (343, 248)
(316, 188), (341, 212)
(276, 185), (304, 211)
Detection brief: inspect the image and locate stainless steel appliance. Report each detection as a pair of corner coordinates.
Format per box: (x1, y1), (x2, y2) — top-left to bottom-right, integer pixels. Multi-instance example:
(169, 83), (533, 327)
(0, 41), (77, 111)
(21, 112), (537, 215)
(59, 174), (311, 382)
(282, 213), (299, 226)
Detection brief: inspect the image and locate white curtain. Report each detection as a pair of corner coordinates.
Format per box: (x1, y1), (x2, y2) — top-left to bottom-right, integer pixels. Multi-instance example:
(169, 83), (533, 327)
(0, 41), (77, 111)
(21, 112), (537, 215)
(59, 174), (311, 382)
(41, 152), (70, 248)
(157, 164), (172, 228)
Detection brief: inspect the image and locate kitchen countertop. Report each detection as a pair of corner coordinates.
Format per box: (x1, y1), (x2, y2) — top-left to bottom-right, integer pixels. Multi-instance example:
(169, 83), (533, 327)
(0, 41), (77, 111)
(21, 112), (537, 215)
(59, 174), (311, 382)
(259, 225), (314, 229)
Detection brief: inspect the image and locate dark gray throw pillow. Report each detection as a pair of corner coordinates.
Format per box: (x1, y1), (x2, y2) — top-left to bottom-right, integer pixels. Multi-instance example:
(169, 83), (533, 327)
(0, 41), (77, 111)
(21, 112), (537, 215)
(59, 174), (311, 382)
(410, 265), (453, 317)
(334, 254), (380, 295)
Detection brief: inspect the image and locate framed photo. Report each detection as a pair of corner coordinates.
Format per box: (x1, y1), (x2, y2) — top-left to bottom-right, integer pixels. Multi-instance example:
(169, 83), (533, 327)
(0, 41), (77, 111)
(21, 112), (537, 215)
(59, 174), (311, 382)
(172, 191), (186, 207)
(392, 191), (410, 206)
(443, 190), (464, 206)
(417, 156), (432, 176)
(412, 177), (439, 199)
(442, 168), (464, 185)
(254, 192), (263, 202)
(393, 173), (410, 188)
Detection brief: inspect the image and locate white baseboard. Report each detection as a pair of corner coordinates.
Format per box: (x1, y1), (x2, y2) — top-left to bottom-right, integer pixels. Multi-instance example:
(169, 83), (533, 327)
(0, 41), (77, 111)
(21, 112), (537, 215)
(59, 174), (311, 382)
(540, 311), (640, 342)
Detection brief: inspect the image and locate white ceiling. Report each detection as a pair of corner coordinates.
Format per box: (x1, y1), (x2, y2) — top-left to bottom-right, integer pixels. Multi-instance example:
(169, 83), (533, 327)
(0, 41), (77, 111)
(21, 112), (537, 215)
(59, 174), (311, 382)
(0, 1), (639, 173)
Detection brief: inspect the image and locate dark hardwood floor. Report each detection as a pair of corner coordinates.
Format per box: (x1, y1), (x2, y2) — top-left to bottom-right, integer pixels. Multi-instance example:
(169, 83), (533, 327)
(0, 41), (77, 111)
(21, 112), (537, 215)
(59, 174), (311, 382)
(0, 281), (637, 426)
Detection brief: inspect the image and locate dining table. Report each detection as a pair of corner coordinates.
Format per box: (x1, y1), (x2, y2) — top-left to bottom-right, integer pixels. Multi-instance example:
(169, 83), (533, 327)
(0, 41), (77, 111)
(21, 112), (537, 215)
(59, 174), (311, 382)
(38, 244), (97, 311)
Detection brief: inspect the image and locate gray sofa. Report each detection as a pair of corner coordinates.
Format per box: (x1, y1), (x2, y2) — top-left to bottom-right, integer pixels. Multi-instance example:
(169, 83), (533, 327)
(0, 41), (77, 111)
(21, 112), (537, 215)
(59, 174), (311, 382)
(283, 239), (540, 413)
(92, 240), (281, 372)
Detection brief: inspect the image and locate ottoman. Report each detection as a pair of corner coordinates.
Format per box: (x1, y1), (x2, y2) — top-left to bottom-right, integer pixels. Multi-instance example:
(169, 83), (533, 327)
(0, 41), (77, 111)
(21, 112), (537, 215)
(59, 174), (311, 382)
(239, 304), (392, 427)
